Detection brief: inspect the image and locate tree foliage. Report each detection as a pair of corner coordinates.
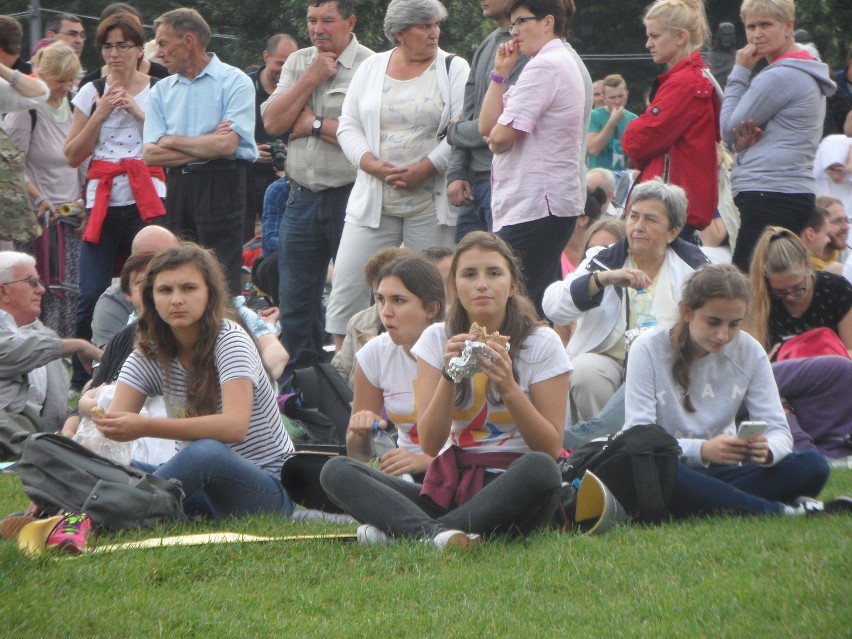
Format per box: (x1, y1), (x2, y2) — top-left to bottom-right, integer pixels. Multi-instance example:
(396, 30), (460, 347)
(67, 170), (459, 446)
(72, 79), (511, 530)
(4, 0), (851, 91)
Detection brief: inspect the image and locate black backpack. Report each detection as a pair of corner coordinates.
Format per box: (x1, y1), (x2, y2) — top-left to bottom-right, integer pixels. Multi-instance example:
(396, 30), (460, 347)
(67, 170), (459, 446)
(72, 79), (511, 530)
(559, 424), (681, 524)
(12, 432), (186, 530)
(283, 362), (352, 451)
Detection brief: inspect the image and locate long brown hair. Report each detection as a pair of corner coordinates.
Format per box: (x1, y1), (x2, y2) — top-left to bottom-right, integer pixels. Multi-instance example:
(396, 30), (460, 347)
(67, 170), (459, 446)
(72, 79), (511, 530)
(672, 264), (751, 412)
(743, 226), (812, 351)
(137, 243), (232, 417)
(446, 232), (543, 406)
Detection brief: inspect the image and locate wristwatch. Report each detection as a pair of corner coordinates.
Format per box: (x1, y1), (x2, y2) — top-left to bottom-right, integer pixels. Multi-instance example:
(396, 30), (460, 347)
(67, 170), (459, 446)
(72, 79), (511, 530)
(311, 116), (323, 137)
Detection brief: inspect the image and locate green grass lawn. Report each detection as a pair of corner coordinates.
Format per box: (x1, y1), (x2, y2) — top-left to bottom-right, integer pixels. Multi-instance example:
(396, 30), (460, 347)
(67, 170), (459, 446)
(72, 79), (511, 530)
(1, 469), (850, 638)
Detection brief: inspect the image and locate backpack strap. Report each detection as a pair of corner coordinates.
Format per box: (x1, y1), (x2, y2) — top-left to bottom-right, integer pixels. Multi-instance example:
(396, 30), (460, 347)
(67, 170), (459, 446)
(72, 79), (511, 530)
(436, 54), (457, 141)
(29, 109), (36, 133)
(90, 77), (108, 116)
(629, 453), (668, 523)
(444, 54), (455, 74)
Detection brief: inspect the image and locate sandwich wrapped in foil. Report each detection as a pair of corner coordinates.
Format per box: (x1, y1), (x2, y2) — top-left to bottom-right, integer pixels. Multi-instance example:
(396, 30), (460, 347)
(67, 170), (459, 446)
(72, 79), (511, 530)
(446, 340), (510, 383)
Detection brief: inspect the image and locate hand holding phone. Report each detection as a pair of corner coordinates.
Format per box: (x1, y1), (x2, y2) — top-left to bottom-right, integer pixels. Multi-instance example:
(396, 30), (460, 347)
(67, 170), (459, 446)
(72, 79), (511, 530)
(737, 420), (767, 441)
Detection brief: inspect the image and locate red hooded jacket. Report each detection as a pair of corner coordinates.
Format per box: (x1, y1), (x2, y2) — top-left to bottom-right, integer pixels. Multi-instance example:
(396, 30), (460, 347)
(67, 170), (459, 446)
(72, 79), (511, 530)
(622, 51), (721, 230)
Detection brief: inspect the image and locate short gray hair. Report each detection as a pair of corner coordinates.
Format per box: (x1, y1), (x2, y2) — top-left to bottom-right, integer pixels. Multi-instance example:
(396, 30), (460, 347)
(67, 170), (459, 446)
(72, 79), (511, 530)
(154, 8), (212, 48)
(383, 0), (447, 46)
(586, 168), (615, 194)
(0, 251), (36, 284)
(629, 178), (687, 231)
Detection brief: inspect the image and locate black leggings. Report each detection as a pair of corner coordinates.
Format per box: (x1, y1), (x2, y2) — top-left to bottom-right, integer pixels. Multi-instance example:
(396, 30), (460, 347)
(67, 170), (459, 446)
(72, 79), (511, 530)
(320, 453), (562, 539)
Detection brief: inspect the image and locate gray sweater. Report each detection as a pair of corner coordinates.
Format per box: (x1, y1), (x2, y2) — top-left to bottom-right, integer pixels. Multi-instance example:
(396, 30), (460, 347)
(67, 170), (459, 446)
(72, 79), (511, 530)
(624, 325), (792, 469)
(0, 319), (69, 433)
(445, 28), (529, 184)
(721, 57), (836, 195)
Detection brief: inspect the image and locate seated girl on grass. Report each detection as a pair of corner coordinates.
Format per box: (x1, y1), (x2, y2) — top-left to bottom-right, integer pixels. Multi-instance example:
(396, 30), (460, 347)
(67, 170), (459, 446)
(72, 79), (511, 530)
(345, 254), (446, 481)
(623, 263), (846, 517)
(95, 243), (295, 519)
(321, 232), (570, 548)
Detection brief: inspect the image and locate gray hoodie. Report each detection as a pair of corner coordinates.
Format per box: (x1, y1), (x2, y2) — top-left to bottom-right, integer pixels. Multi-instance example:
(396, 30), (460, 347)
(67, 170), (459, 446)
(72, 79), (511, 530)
(721, 57), (836, 195)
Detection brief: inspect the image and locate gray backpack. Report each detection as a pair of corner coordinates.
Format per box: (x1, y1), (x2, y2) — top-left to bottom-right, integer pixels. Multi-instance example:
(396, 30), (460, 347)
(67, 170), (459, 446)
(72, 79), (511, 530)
(12, 432), (186, 529)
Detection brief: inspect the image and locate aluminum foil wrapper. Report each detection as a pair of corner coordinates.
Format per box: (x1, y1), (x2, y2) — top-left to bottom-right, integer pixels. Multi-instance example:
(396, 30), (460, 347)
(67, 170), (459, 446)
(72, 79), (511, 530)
(446, 340), (510, 383)
(624, 326), (652, 354)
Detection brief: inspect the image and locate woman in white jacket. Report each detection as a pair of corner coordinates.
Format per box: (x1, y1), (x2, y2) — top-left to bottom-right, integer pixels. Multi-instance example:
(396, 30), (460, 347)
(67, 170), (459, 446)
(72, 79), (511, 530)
(325, 0), (468, 342)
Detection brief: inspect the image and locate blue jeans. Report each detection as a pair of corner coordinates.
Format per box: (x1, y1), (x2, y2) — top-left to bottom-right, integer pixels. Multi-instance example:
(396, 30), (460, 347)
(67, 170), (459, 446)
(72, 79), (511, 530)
(669, 450), (829, 517)
(138, 439), (294, 518)
(278, 182), (351, 371)
(72, 204), (158, 389)
(563, 384), (626, 450)
(454, 180), (493, 243)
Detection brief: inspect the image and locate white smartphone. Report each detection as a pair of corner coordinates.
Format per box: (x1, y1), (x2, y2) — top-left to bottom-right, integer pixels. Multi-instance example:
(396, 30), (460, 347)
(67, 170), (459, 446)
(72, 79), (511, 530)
(737, 420), (767, 441)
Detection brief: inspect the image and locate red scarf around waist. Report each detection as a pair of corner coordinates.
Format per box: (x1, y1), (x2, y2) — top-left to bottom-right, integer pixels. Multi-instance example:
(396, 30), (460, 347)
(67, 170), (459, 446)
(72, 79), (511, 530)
(420, 445), (524, 511)
(84, 159), (166, 243)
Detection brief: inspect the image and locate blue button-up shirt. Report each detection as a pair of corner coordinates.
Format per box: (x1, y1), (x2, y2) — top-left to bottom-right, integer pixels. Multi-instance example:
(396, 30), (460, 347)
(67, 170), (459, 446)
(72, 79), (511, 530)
(144, 53), (258, 162)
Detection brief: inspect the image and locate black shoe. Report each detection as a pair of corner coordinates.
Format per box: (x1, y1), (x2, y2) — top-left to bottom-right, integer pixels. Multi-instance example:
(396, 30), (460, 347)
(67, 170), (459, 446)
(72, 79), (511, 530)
(824, 496), (852, 513)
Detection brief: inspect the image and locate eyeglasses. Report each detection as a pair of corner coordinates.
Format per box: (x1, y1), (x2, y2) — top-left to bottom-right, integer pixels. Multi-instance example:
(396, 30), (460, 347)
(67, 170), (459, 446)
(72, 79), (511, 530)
(101, 43), (136, 53)
(0, 276), (46, 289)
(767, 278), (808, 300)
(509, 16), (542, 31)
(58, 30), (86, 39)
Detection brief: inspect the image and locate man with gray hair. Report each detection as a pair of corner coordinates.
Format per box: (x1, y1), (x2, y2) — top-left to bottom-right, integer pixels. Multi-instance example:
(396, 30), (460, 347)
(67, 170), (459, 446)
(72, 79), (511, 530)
(586, 167), (619, 219)
(261, 0), (372, 375)
(0, 252), (101, 458)
(143, 8), (258, 295)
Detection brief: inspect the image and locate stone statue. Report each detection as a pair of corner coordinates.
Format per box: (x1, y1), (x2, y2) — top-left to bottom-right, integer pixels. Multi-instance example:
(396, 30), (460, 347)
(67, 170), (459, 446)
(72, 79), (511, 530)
(705, 22), (736, 89)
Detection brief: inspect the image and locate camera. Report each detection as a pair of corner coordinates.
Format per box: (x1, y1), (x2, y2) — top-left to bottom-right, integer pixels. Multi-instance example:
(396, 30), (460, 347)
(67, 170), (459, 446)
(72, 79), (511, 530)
(270, 139), (287, 172)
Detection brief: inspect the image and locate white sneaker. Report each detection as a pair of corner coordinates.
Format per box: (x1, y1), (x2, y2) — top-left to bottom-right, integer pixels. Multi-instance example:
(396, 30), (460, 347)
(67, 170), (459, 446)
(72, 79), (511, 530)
(432, 529), (481, 550)
(356, 524), (394, 546)
(784, 496), (825, 516)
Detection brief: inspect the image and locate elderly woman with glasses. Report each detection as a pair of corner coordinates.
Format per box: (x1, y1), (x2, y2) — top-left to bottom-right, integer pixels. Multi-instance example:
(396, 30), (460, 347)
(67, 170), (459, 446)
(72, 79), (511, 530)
(0, 252), (101, 459)
(744, 226), (852, 357)
(478, 0), (590, 316)
(64, 11), (166, 389)
(326, 0), (469, 346)
(542, 179), (710, 424)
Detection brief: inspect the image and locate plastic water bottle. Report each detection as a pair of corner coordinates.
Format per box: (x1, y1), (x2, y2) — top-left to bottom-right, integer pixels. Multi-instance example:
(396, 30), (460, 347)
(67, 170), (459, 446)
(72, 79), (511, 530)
(634, 288), (657, 329)
(371, 420), (396, 460)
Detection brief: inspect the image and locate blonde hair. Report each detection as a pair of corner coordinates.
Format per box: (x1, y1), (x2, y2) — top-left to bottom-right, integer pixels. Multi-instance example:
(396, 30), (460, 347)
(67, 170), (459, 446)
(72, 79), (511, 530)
(644, 0), (710, 55)
(33, 41), (80, 82)
(743, 226), (812, 351)
(740, 0), (794, 23)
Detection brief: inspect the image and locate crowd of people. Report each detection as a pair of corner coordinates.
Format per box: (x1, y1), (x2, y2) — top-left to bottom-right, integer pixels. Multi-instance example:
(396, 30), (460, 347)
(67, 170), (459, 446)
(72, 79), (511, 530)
(0, 0), (850, 548)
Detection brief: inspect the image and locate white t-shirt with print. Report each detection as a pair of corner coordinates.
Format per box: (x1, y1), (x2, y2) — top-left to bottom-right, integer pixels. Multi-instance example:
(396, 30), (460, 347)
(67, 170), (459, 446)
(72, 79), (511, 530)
(356, 332), (424, 454)
(412, 323), (572, 454)
(72, 80), (166, 207)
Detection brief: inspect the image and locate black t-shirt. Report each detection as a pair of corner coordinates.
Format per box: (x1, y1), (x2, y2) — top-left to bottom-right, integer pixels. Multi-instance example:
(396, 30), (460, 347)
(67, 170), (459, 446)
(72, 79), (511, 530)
(92, 322), (138, 386)
(768, 271), (852, 345)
